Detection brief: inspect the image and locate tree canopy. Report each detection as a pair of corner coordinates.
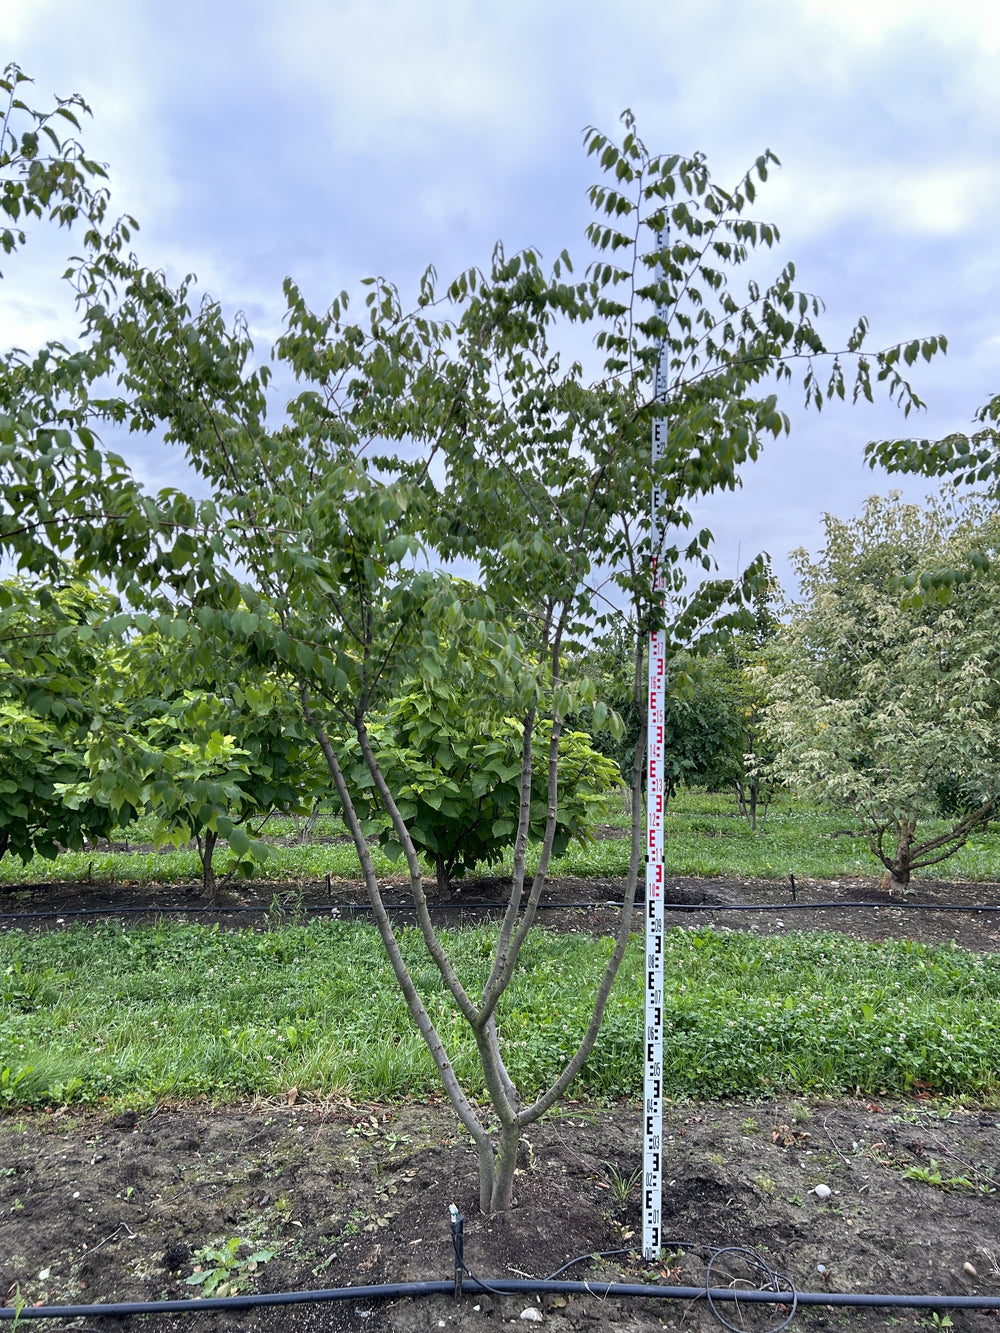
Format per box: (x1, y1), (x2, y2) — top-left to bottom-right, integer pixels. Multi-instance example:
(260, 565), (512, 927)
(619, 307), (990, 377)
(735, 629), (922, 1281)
(759, 490), (1000, 889)
(0, 75), (946, 1209)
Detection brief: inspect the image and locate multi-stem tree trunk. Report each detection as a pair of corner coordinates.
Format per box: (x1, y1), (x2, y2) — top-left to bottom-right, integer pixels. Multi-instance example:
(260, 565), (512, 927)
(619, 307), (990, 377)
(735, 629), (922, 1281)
(302, 663), (647, 1214)
(885, 819), (915, 892)
(870, 799), (995, 893)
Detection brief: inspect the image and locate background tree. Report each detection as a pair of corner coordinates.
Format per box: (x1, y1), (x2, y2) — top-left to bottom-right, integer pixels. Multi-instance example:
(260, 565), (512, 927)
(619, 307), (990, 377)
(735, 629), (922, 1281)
(338, 674), (621, 897)
(720, 573), (781, 829)
(0, 575), (130, 869)
(0, 85), (944, 1211)
(574, 588), (779, 828)
(758, 490), (1000, 890)
(63, 628), (325, 899)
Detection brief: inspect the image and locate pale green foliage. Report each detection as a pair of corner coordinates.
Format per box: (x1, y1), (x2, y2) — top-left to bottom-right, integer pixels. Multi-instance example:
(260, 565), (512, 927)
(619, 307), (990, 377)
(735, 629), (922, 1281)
(760, 491), (1000, 887)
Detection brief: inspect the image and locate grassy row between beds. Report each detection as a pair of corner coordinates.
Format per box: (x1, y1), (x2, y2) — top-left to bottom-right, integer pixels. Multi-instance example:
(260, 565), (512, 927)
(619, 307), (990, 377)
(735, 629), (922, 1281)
(1, 919), (997, 1109)
(2, 790), (1000, 889)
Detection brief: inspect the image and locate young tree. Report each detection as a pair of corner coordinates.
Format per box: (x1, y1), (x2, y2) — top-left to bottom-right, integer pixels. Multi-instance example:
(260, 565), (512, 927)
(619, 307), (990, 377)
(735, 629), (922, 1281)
(338, 673), (621, 897)
(721, 575), (781, 829)
(63, 628), (326, 899)
(0, 85), (943, 1210)
(759, 491), (1000, 890)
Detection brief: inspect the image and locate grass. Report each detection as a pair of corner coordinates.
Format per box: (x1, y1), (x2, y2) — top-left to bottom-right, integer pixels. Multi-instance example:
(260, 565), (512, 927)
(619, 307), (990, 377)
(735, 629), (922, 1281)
(3, 789), (999, 888)
(1, 919), (998, 1108)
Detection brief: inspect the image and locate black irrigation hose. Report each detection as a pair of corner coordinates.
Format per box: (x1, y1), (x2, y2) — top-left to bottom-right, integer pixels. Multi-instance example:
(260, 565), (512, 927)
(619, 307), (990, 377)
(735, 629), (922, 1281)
(3, 898), (1000, 922)
(3, 1278), (1000, 1321)
(704, 1247), (797, 1333)
(0, 1225), (994, 1326)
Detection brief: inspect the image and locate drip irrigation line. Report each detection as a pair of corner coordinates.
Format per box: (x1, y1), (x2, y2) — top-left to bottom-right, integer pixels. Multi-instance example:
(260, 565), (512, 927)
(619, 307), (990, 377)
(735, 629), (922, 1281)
(2, 897), (999, 923)
(3, 1278), (1000, 1321)
(0, 1227), (995, 1325)
(705, 1247), (797, 1333)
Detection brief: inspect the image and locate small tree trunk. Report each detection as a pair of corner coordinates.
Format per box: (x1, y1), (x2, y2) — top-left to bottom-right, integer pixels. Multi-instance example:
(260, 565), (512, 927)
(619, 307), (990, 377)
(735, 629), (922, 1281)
(885, 820), (914, 893)
(197, 828), (219, 901)
(433, 852), (453, 900)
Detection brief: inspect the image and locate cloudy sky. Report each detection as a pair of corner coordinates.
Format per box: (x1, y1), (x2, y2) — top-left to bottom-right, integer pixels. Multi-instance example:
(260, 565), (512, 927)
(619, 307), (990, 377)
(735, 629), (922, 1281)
(2, 0), (998, 598)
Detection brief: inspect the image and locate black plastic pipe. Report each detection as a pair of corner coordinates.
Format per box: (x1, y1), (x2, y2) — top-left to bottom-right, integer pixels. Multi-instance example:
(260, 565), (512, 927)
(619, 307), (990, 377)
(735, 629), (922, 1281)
(2, 1278), (999, 1319)
(2, 898), (999, 922)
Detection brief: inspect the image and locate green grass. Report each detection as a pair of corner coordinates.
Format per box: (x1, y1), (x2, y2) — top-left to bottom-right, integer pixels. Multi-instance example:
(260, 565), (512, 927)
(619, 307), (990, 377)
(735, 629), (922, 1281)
(1, 919), (997, 1108)
(2, 789), (999, 888)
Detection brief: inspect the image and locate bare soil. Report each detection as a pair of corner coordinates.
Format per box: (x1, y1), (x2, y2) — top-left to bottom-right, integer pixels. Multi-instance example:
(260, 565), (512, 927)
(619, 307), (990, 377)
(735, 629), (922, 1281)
(2, 872), (999, 1331)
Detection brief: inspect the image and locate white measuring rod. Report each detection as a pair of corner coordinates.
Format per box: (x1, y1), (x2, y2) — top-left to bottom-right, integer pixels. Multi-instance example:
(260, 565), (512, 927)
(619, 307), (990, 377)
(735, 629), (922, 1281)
(642, 238), (670, 1262)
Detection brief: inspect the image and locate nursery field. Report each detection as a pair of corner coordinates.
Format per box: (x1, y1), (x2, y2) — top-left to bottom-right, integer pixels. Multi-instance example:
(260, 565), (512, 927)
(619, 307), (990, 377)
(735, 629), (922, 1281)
(1, 792), (999, 1330)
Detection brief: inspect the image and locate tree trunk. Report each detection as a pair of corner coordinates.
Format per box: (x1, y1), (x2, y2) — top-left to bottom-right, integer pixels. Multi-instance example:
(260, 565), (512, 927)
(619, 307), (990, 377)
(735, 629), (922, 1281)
(489, 1121), (522, 1212)
(433, 852), (453, 900)
(197, 828), (219, 901)
(885, 820), (914, 893)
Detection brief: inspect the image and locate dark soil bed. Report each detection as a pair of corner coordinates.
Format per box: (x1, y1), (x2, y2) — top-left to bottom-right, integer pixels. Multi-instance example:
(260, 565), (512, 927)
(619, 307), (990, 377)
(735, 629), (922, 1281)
(2, 873), (999, 1330)
(3, 871), (1000, 953)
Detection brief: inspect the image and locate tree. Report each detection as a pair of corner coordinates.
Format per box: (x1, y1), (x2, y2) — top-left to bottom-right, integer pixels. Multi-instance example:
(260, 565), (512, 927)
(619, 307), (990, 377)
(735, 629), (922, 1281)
(0, 575), (131, 869)
(0, 85), (944, 1211)
(63, 628), (326, 899)
(574, 596), (779, 828)
(758, 491), (1000, 890)
(720, 575), (781, 829)
(339, 674), (621, 896)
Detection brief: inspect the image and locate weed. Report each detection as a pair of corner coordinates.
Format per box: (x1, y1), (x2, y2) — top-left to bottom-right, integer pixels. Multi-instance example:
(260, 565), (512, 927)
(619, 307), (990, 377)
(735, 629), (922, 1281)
(604, 1161), (642, 1205)
(754, 1173), (776, 1193)
(902, 1160), (994, 1195)
(9, 1285), (26, 1333)
(185, 1238), (275, 1297)
(381, 1131), (412, 1155)
(792, 1101), (812, 1124)
(742, 1116), (760, 1134)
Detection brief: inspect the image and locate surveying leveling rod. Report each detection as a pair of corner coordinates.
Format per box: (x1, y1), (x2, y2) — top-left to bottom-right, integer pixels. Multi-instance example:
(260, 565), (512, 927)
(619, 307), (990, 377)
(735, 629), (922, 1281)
(642, 231), (669, 1261)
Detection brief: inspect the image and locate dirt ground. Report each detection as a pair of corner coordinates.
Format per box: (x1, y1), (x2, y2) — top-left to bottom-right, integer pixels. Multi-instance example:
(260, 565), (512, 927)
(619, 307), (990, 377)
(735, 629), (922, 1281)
(2, 872), (999, 1331)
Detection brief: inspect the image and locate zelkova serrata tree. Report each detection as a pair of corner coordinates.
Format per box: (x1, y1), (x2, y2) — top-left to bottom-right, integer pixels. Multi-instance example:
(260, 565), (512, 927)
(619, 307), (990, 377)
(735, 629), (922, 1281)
(0, 94), (944, 1209)
(758, 491), (1000, 890)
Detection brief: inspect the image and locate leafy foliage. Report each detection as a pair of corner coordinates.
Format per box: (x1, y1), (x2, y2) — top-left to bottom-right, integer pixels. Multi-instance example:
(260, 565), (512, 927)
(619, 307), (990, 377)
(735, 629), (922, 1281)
(0, 576), (127, 864)
(63, 631), (325, 898)
(339, 679), (620, 893)
(867, 391), (1000, 497)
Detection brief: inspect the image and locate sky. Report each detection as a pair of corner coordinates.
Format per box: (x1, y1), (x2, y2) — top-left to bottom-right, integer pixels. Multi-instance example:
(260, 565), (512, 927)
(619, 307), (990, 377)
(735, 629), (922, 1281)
(2, 0), (998, 600)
